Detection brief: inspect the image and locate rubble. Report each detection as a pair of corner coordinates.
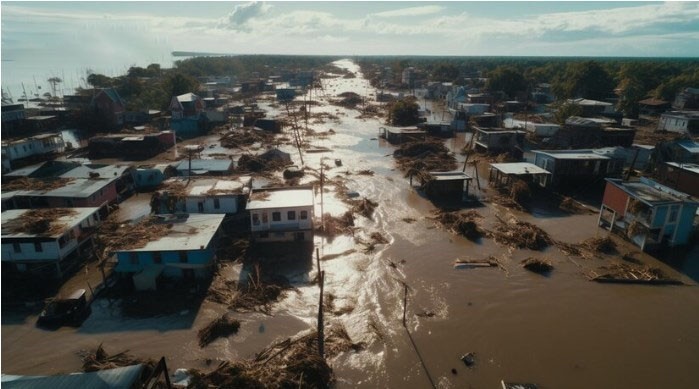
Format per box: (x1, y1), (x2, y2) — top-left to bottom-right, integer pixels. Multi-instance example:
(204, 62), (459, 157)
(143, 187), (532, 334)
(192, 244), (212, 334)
(590, 263), (682, 284)
(521, 257), (554, 274)
(80, 344), (155, 373)
(198, 314), (241, 348)
(4, 208), (76, 236)
(432, 210), (484, 241)
(490, 217), (553, 250)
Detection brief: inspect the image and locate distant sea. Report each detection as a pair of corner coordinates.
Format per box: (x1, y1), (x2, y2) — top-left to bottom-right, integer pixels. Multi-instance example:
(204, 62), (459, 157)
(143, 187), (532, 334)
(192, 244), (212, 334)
(1, 50), (174, 103)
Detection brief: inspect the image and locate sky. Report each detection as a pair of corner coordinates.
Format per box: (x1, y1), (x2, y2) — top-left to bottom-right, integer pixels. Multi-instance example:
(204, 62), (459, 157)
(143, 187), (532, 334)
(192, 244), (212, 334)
(1, 1), (699, 97)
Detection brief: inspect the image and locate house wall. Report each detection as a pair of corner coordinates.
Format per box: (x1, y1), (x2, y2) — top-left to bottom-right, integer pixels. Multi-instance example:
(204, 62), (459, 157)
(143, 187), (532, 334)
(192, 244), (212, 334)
(657, 164), (699, 197)
(658, 115), (688, 133)
(116, 247), (215, 276)
(134, 169), (166, 189)
(250, 206), (313, 233)
(252, 230), (312, 242)
(675, 205), (698, 245)
(46, 181), (118, 208)
(602, 183), (629, 216)
(185, 196), (239, 214)
(652, 206), (669, 229)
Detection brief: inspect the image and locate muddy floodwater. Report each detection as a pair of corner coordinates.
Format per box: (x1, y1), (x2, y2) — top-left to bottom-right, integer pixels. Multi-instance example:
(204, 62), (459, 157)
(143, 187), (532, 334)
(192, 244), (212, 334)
(3, 59), (699, 389)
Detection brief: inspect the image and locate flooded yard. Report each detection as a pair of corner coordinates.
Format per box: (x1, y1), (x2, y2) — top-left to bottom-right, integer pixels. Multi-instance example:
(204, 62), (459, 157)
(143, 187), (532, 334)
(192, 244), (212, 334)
(3, 59), (699, 389)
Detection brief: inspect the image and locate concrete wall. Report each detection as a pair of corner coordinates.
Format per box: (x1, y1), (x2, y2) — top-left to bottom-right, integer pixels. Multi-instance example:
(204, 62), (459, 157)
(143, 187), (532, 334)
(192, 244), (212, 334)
(185, 196), (239, 214)
(250, 206), (313, 234)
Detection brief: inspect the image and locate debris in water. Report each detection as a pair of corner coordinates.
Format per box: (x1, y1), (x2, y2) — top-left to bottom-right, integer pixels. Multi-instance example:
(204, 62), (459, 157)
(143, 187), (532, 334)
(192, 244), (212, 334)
(460, 352), (476, 367)
(491, 217), (552, 250)
(198, 314), (241, 347)
(432, 210), (484, 241)
(590, 263), (681, 284)
(582, 236), (617, 254)
(80, 343), (155, 373)
(521, 257), (554, 275)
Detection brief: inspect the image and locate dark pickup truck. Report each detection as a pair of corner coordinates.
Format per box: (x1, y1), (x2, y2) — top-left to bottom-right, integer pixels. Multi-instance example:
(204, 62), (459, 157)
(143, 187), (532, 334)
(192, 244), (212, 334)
(37, 289), (91, 328)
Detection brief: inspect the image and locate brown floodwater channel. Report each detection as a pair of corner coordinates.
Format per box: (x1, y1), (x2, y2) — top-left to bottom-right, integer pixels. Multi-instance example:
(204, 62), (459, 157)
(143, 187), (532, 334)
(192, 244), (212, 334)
(3, 59), (699, 389)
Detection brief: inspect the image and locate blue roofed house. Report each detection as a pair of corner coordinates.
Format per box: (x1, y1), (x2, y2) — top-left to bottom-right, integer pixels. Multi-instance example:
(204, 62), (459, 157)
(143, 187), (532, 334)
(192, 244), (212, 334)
(115, 213), (225, 290)
(246, 187), (315, 242)
(599, 177), (698, 250)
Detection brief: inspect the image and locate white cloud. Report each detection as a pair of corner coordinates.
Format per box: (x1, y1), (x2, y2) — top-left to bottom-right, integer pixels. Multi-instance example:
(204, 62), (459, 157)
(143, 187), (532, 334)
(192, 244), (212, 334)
(370, 5), (444, 18)
(218, 1), (271, 31)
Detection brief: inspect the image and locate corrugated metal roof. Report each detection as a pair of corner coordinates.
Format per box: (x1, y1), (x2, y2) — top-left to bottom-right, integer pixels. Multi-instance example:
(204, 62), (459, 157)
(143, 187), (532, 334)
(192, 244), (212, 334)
(1, 364), (143, 389)
(247, 188), (314, 210)
(43, 177), (118, 198)
(533, 149), (612, 160)
(60, 164), (131, 179)
(666, 162), (699, 175)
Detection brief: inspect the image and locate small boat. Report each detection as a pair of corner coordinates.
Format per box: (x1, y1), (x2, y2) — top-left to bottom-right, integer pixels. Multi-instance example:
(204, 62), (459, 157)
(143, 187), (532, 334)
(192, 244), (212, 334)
(335, 159), (342, 167)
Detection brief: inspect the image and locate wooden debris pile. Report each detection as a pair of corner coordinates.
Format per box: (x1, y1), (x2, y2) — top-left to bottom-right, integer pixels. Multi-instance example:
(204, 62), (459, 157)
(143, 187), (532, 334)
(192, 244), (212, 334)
(559, 196), (587, 214)
(521, 257), (554, 275)
(2, 177), (74, 192)
(351, 198), (378, 220)
(188, 324), (363, 389)
(80, 344), (155, 373)
(509, 179), (531, 205)
(394, 140), (457, 175)
(582, 236), (617, 254)
(432, 210), (484, 241)
(95, 215), (173, 259)
(490, 218), (552, 250)
(316, 211), (355, 237)
(5, 208), (77, 236)
(221, 128), (273, 149)
(237, 154), (286, 173)
(332, 91), (363, 109)
(590, 263), (681, 284)
(198, 314), (241, 348)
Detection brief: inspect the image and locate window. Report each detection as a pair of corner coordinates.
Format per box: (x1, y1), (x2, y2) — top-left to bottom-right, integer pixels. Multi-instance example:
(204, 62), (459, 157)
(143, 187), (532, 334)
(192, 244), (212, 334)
(213, 198), (220, 209)
(198, 202), (204, 212)
(252, 213), (260, 225)
(12, 242), (21, 253)
(129, 253), (139, 265)
(34, 242), (43, 252)
(669, 205), (679, 223)
(300, 210), (308, 220)
(272, 212), (281, 221)
(262, 212), (268, 223)
(288, 211), (296, 220)
(153, 252), (162, 264)
(179, 251), (188, 263)
(259, 232), (269, 238)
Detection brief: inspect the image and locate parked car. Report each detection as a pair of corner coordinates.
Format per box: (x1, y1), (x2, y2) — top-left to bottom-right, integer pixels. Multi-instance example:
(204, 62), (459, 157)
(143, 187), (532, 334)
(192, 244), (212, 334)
(37, 289), (91, 328)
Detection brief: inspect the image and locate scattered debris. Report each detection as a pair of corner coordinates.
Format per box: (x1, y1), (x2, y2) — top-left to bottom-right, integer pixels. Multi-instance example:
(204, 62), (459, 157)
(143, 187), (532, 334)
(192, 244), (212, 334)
(559, 196), (588, 214)
(316, 211), (355, 237)
(454, 256), (500, 269)
(509, 179), (531, 205)
(80, 344), (155, 373)
(370, 232), (389, 244)
(356, 169), (374, 176)
(491, 218), (552, 250)
(198, 314), (241, 347)
(460, 352), (476, 368)
(332, 92), (363, 109)
(95, 214), (173, 259)
(351, 198), (378, 220)
(221, 128), (274, 149)
(501, 381), (539, 389)
(433, 210), (484, 241)
(4, 208), (76, 235)
(521, 257), (554, 275)
(582, 236), (617, 254)
(2, 177), (74, 192)
(394, 140), (457, 176)
(402, 217), (417, 223)
(590, 263), (682, 284)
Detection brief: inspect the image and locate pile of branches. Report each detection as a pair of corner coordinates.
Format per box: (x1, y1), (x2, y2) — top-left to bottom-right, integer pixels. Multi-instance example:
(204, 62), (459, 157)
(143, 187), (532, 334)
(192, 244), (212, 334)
(490, 217), (552, 250)
(80, 344), (156, 373)
(582, 236), (617, 254)
(559, 196), (587, 214)
(394, 140), (457, 175)
(2, 177), (74, 192)
(5, 208), (76, 235)
(237, 154), (287, 173)
(351, 198), (378, 220)
(188, 324), (364, 389)
(221, 128), (273, 149)
(332, 92), (363, 109)
(316, 211), (355, 237)
(95, 214), (173, 259)
(198, 314), (241, 347)
(521, 257), (554, 275)
(509, 179), (531, 205)
(591, 263), (679, 284)
(432, 210), (484, 241)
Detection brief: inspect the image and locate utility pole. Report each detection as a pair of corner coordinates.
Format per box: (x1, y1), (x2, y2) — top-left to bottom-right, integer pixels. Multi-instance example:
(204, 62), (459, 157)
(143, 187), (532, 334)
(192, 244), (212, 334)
(320, 161), (325, 231)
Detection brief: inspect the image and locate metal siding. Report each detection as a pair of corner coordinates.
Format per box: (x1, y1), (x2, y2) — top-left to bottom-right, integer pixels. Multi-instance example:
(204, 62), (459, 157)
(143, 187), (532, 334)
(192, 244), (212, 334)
(652, 206), (668, 229)
(602, 182), (629, 216)
(675, 205), (698, 244)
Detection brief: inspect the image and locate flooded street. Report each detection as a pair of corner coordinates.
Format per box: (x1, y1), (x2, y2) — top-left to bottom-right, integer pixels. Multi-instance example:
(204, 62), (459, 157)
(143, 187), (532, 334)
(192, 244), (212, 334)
(4, 59), (699, 389)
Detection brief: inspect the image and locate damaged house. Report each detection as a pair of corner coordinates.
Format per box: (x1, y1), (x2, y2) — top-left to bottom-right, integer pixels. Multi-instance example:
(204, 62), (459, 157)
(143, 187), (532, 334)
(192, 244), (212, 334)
(114, 213), (225, 290)
(532, 149), (625, 190)
(599, 177), (698, 250)
(151, 177), (251, 215)
(1, 207), (101, 278)
(88, 131), (176, 160)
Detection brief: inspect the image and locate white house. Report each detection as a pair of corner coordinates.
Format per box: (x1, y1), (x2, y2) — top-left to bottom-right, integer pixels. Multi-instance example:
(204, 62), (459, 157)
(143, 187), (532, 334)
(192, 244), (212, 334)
(1, 207), (101, 278)
(154, 177), (251, 215)
(1, 133), (65, 173)
(657, 111), (699, 135)
(246, 187), (314, 242)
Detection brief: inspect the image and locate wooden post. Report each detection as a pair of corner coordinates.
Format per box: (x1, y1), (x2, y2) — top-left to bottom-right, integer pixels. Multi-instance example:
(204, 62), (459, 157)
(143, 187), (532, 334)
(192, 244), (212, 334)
(320, 162), (325, 231)
(402, 282), (408, 327)
(317, 270), (325, 359)
(316, 247), (321, 275)
(625, 148), (640, 181)
(473, 160), (481, 190)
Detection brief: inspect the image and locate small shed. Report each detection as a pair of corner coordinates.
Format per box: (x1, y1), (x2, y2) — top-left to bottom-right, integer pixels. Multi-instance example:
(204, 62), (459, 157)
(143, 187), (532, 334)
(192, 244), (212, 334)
(489, 162), (551, 187)
(422, 171), (473, 201)
(380, 127), (426, 144)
